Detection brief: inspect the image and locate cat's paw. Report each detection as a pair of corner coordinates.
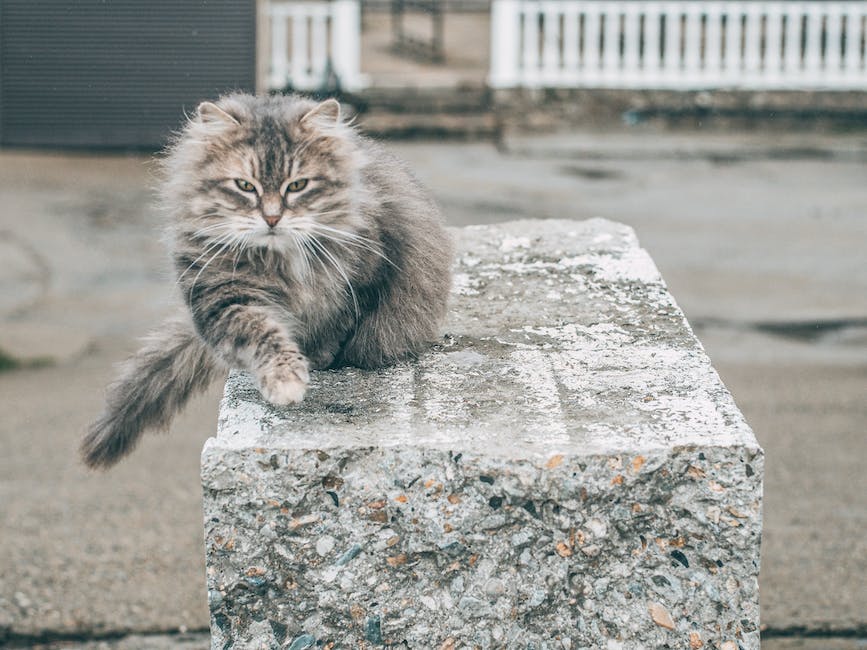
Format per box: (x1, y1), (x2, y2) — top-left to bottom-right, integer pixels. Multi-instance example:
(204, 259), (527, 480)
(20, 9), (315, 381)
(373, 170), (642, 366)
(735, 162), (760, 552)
(256, 353), (310, 406)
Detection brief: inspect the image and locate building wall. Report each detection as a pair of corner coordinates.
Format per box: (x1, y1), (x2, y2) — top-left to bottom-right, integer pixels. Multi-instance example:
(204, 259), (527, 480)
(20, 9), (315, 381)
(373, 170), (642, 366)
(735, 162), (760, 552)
(0, 0), (256, 149)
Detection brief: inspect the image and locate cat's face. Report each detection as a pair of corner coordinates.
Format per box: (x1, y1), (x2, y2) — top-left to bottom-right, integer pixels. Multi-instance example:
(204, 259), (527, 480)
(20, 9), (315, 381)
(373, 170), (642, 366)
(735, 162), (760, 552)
(168, 95), (364, 258)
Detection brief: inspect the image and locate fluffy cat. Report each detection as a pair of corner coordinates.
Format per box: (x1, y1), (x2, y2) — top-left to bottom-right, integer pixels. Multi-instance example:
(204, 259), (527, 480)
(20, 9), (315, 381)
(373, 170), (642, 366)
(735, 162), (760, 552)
(81, 93), (453, 469)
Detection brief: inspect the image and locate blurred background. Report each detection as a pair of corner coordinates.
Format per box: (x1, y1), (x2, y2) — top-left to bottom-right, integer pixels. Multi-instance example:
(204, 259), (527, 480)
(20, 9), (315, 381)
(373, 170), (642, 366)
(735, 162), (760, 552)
(0, 1), (865, 648)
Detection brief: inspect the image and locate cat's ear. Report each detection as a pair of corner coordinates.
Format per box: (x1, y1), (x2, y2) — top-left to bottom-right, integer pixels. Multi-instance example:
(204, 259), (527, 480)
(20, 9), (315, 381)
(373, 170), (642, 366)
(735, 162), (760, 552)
(197, 102), (241, 127)
(300, 98), (341, 126)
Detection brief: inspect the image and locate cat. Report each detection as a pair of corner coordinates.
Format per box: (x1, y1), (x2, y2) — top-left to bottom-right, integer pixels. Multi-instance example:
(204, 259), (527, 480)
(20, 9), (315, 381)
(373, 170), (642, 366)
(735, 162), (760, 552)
(81, 93), (453, 469)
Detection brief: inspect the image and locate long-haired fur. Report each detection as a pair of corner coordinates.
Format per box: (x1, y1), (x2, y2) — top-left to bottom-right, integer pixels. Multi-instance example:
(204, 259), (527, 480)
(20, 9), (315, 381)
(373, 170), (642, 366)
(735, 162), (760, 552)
(81, 94), (453, 469)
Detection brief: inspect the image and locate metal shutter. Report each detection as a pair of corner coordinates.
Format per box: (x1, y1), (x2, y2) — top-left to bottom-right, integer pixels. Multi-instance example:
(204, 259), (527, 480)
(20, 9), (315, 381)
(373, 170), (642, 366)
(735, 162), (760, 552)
(0, 0), (256, 149)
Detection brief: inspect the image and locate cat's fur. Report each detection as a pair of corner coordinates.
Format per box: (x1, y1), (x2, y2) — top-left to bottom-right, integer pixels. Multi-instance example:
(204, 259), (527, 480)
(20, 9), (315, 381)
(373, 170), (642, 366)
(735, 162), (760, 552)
(81, 94), (453, 469)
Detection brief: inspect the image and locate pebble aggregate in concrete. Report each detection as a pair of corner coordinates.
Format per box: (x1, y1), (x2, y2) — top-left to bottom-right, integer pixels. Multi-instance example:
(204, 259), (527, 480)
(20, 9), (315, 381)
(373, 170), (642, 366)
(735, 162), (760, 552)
(202, 219), (763, 649)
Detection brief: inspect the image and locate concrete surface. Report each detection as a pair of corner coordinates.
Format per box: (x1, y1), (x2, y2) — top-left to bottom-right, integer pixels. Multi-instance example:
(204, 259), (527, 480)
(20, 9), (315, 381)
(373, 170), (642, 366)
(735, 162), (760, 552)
(0, 128), (865, 646)
(204, 219), (762, 648)
(24, 633), (867, 650)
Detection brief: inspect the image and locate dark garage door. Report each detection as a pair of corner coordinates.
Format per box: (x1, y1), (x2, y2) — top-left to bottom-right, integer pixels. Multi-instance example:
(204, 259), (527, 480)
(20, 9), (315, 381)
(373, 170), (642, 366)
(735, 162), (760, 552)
(0, 0), (255, 148)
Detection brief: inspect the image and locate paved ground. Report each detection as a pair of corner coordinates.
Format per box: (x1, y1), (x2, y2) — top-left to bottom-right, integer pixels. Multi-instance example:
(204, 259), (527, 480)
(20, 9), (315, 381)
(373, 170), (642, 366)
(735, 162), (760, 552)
(1, 128), (865, 648)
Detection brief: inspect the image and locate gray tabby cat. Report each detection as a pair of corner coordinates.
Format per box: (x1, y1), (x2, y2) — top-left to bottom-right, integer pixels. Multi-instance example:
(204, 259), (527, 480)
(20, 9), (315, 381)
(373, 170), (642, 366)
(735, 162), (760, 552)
(81, 94), (453, 469)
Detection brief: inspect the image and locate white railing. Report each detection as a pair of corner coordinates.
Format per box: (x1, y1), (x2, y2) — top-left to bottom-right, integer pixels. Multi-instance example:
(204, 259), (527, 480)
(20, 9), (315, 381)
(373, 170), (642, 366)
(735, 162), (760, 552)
(490, 0), (867, 89)
(267, 0), (366, 92)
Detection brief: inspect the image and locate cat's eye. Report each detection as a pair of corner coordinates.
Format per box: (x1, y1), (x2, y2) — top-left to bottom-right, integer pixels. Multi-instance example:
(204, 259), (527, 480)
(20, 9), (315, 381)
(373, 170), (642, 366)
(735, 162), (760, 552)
(286, 179), (308, 193)
(234, 179), (256, 192)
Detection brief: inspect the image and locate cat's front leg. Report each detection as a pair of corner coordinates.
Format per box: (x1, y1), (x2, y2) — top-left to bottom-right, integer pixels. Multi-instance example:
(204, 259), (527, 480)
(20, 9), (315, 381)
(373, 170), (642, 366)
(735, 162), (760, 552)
(190, 296), (309, 405)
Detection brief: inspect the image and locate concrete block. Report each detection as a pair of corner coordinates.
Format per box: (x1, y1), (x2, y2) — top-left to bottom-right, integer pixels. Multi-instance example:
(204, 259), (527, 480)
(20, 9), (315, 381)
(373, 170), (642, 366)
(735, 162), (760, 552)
(202, 218), (763, 649)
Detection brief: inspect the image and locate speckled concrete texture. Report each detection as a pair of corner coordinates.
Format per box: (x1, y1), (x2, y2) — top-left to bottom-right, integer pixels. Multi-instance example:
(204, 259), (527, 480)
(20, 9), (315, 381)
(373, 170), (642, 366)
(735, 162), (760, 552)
(202, 219), (763, 649)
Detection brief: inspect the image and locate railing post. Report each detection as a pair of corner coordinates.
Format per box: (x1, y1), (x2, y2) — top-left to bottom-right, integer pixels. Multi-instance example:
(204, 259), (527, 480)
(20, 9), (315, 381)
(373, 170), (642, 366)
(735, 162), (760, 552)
(269, 8), (289, 90)
(331, 0), (363, 91)
(602, 3), (622, 86)
(723, 3), (743, 80)
(291, 10), (310, 89)
(742, 3), (762, 86)
(622, 2), (641, 86)
(764, 3), (784, 84)
(842, 3), (863, 78)
(825, 5), (844, 81)
(584, 4), (602, 81)
(704, 2), (724, 82)
(562, 5), (580, 80)
(522, 3), (541, 85)
(310, 10), (329, 85)
(682, 3), (703, 85)
(782, 3), (802, 78)
(663, 2), (682, 84)
(489, 0), (522, 88)
(803, 4), (824, 84)
(542, 5), (562, 85)
(644, 4), (663, 85)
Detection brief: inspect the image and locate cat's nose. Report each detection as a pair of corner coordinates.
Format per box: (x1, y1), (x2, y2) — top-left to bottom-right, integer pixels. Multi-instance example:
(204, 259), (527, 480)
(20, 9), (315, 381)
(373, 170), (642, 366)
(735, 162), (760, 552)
(261, 194), (283, 228)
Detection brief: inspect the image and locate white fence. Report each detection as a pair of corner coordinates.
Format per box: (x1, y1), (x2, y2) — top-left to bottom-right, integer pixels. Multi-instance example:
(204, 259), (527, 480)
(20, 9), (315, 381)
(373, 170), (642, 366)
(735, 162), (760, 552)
(490, 0), (867, 89)
(267, 0), (365, 92)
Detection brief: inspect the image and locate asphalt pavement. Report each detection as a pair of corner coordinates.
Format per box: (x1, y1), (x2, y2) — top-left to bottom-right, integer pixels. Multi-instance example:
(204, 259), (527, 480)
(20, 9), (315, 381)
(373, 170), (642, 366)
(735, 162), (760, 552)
(1, 128), (865, 648)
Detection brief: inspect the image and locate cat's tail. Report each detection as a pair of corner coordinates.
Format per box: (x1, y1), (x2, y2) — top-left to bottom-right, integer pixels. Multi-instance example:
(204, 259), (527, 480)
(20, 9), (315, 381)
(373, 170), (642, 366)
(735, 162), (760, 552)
(81, 315), (224, 469)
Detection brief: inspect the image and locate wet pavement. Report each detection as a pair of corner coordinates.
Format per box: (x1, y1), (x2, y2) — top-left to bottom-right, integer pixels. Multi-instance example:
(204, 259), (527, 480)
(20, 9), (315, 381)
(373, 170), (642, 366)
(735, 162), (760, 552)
(1, 127), (865, 647)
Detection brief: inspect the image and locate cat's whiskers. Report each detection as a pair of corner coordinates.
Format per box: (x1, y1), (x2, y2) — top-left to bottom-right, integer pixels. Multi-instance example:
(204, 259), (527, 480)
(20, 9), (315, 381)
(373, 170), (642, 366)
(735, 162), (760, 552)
(308, 224), (372, 248)
(183, 212), (256, 245)
(192, 222), (227, 233)
(308, 223), (399, 269)
(279, 231), (308, 280)
(306, 233), (360, 320)
(299, 230), (319, 278)
(292, 232), (316, 280)
(301, 236), (347, 315)
(300, 208), (346, 219)
(188, 224), (233, 241)
(188, 241), (233, 307)
(176, 232), (237, 284)
(187, 232), (248, 307)
(192, 210), (226, 219)
(309, 222), (377, 246)
(291, 227), (326, 281)
(231, 234), (252, 280)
